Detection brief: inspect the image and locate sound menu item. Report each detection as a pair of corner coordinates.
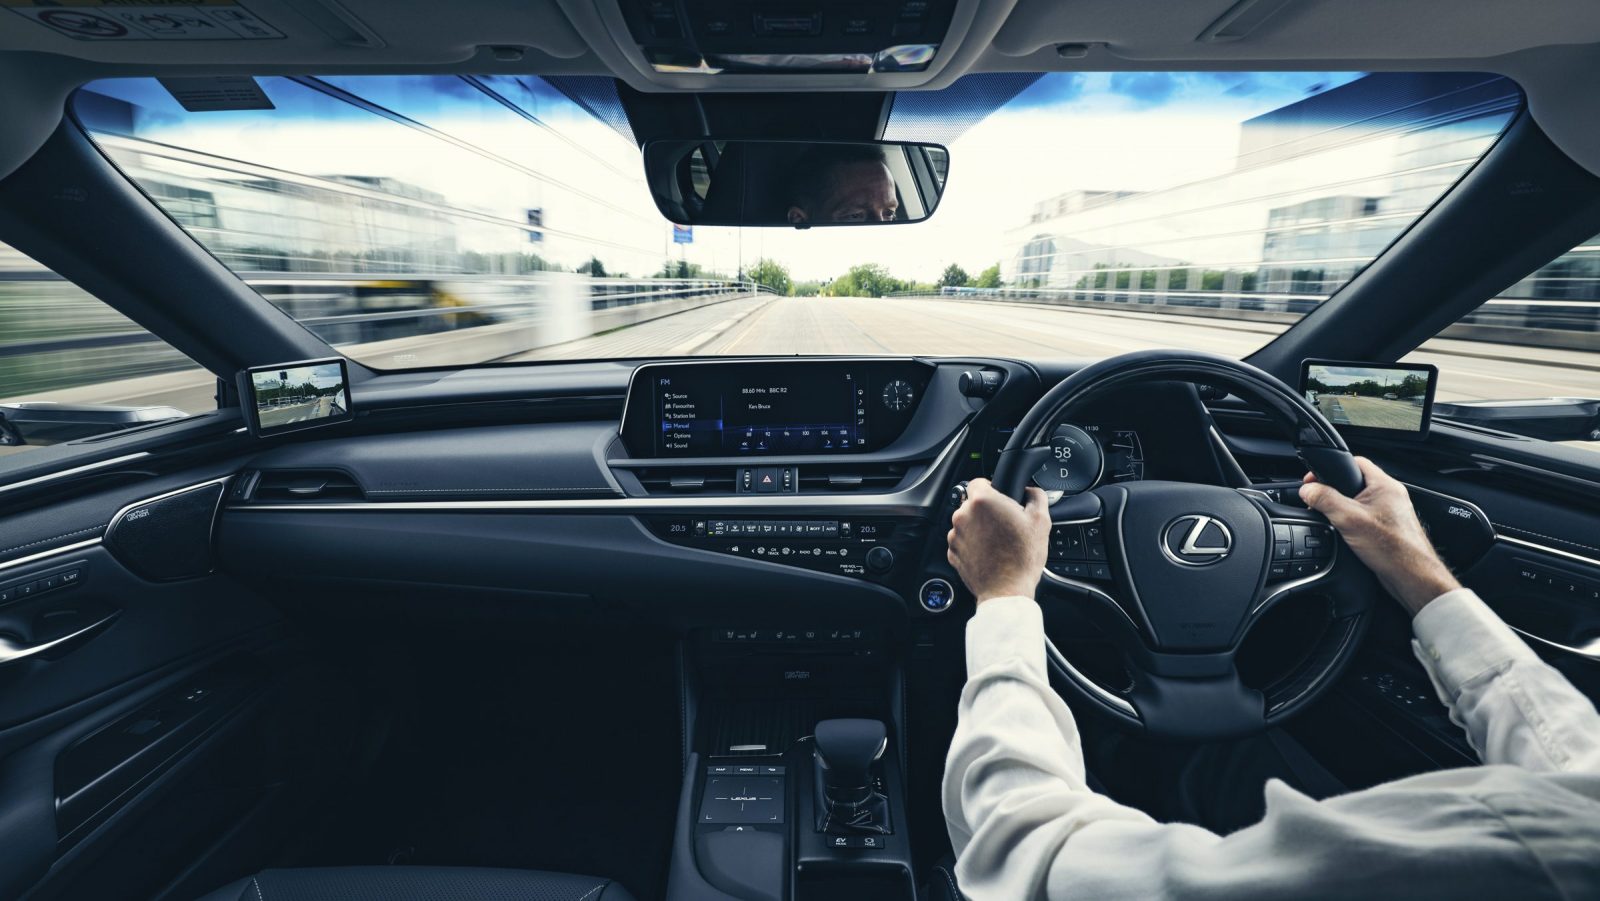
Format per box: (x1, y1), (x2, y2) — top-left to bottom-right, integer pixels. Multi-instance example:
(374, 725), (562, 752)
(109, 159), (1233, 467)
(625, 361), (930, 457)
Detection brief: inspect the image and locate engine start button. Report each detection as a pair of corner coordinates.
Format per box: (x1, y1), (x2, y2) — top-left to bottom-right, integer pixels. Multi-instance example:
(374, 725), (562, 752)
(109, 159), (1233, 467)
(919, 578), (955, 613)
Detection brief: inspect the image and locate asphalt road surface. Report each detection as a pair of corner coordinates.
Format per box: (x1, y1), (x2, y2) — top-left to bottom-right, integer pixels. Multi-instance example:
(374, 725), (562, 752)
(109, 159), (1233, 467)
(257, 396), (335, 429)
(1322, 395), (1427, 431)
(5, 298), (1596, 456)
(512, 296), (1600, 405)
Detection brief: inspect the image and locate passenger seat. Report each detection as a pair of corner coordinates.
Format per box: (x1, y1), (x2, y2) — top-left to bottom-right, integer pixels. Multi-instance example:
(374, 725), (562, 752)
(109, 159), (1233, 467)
(197, 865), (637, 900)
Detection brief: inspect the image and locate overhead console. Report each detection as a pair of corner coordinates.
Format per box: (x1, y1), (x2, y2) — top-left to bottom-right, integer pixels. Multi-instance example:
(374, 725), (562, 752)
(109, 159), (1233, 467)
(618, 0), (957, 74)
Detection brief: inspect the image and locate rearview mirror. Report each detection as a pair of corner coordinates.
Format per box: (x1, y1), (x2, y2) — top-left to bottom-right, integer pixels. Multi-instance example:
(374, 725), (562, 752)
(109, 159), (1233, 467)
(643, 139), (948, 228)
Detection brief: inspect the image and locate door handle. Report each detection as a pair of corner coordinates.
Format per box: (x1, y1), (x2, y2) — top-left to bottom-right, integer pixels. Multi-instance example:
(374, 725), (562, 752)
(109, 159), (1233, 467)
(1513, 626), (1600, 663)
(0, 612), (119, 666)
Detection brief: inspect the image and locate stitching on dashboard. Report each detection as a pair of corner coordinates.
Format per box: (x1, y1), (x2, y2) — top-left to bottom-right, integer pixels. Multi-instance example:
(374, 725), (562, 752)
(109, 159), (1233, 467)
(574, 882), (607, 901)
(365, 487), (615, 494)
(1498, 524), (1600, 555)
(0, 526), (102, 558)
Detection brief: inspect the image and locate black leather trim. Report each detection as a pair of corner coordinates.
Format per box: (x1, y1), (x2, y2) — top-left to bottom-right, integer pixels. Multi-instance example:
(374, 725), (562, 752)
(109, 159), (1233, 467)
(241, 422), (622, 501)
(194, 866), (637, 901)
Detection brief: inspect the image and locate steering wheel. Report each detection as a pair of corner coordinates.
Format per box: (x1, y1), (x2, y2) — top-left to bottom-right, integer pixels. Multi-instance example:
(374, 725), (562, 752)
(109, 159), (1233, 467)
(991, 350), (1380, 741)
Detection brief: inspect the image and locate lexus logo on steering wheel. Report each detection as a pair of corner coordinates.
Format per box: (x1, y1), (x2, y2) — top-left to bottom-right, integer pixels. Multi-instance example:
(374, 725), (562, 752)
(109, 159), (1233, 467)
(1161, 514), (1233, 566)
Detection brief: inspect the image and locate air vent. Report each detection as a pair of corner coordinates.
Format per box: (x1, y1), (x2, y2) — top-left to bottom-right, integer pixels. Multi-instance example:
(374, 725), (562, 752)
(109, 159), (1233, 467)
(798, 462), (908, 494)
(250, 469), (364, 502)
(634, 467), (738, 495)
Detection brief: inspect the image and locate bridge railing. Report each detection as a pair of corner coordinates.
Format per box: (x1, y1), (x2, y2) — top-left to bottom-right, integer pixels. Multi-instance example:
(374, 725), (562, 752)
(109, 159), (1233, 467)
(885, 285), (1599, 351)
(0, 273), (771, 404)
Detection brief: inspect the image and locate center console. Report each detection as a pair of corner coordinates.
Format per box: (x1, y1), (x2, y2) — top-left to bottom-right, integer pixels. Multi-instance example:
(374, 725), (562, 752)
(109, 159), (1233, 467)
(668, 630), (920, 901)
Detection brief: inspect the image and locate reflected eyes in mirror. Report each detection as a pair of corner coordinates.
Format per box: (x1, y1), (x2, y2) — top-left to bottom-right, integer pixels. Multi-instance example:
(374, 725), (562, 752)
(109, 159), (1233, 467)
(786, 153), (900, 225)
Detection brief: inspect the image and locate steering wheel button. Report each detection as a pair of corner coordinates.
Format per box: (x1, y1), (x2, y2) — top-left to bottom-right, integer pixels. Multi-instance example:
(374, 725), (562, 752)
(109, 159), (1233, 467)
(1269, 562), (1290, 580)
(1088, 563), (1112, 580)
(1273, 523), (1293, 544)
(1274, 540), (1293, 560)
(1086, 542), (1107, 560)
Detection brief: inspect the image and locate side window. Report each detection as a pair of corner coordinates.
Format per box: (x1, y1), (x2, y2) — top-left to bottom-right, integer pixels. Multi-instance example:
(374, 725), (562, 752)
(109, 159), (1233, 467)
(0, 240), (212, 456)
(1405, 234), (1600, 452)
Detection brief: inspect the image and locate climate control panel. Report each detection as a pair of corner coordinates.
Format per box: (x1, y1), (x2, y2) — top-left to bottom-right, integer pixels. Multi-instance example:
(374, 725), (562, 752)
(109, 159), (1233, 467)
(645, 516), (925, 581)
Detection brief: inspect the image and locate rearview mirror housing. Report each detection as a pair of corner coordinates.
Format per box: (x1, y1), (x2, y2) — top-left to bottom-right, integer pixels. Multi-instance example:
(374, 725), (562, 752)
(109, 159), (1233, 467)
(643, 139), (949, 228)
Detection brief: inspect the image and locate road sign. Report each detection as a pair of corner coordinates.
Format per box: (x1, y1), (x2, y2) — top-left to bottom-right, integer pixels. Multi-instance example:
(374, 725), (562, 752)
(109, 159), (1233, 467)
(672, 224), (694, 245)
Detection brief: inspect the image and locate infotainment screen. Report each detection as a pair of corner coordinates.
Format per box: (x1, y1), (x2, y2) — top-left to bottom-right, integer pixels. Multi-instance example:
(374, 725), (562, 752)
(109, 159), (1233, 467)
(1301, 359), (1437, 440)
(239, 357), (353, 437)
(624, 361), (931, 457)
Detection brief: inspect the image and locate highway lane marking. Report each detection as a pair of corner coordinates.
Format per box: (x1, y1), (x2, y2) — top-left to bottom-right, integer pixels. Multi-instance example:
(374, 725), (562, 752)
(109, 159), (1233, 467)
(668, 299), (773, 354)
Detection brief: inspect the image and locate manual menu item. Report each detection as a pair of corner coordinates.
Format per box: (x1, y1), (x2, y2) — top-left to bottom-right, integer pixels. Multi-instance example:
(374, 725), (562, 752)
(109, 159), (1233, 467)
(1301, 359), (1437, 440)
(238, 357), (353, 437)
(624, 360), (931, 457)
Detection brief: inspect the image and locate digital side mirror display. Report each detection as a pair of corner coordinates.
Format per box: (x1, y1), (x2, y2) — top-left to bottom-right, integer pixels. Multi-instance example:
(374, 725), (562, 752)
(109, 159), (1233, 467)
(238, 357), (353, 437)
(1301, 359), (1438, 441)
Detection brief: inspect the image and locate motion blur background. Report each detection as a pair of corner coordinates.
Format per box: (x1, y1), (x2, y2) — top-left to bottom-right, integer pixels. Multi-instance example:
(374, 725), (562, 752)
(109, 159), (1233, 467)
(2, 70), (1595, 450)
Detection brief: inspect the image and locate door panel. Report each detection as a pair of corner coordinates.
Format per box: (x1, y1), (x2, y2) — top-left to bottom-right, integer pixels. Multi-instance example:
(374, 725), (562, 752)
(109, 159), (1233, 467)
(1213, 415), (1600, 785)
(0, 464), (322, 901)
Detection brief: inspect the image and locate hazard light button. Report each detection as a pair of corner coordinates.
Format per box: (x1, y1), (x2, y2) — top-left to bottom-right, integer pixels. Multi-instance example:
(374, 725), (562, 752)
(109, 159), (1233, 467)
(753, 467), (784, 493)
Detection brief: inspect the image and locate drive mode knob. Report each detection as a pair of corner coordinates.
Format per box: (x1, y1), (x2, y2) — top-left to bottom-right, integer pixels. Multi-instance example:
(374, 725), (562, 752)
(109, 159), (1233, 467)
(865, 546), (895, 574)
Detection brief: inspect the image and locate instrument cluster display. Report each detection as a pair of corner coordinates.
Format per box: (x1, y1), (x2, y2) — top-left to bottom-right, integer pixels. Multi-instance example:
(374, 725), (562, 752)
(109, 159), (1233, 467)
(1031, 424), (1145, 495)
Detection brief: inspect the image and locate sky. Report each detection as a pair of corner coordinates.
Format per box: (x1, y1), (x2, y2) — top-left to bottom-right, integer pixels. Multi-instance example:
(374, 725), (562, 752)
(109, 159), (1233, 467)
(251, 363), (343, 391)
(80, 70), (1366, 284)
(1308, 364), (1417, 387)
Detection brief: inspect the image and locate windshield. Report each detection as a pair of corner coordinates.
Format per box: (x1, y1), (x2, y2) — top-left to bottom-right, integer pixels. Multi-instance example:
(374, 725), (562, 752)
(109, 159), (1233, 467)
(69, 72), (1522, 368)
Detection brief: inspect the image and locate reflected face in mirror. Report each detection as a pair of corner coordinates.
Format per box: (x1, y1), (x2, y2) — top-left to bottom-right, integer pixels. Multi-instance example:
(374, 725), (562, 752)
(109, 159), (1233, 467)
(787, 146), (899, 224)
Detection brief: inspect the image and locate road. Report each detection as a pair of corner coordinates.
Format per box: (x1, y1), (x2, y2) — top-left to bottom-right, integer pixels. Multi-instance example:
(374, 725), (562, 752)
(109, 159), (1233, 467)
(511, 296), (1600, 405)
(1322, 395), (1427, 431)
(4, 297), (1596, 454)
(257, 396), (336, 429)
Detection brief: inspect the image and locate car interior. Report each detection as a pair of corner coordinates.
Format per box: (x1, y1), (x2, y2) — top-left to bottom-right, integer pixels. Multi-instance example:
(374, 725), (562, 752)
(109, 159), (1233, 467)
(1, 2), (1599, 900)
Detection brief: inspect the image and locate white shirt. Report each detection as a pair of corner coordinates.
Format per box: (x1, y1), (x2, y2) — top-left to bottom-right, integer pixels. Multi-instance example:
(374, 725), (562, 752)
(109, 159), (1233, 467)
(942, 589), (1600, 900)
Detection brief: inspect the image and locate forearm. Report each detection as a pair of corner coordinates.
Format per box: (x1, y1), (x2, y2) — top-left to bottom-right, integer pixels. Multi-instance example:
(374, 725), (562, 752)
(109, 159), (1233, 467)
(942, 597), (1154, 899)
(1412, 588), (1600, 771)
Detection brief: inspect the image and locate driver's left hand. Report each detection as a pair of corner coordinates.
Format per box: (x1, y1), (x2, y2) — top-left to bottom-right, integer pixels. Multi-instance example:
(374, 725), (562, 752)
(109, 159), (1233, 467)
(947, 478), (1052, 604)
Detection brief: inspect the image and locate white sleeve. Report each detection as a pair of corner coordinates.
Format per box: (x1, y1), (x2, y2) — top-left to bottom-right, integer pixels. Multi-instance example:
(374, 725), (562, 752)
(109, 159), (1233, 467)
(1411, 587), (1600, 772)
(940, 595), (1158, 899)
(941, 594), (1598, 901)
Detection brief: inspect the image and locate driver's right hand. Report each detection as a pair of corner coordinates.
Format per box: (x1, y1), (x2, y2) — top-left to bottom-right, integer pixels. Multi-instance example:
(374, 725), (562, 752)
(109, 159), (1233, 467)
(1299, 456), (1461, 616)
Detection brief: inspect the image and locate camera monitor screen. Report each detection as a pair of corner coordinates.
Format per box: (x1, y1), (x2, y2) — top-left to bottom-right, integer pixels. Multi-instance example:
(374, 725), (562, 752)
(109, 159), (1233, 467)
(1301, 360), (1437, 439)
(241, 358), (352, 436)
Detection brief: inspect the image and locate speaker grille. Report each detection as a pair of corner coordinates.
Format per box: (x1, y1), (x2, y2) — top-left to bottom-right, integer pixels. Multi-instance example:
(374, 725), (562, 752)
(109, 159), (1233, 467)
(105, 480), (227, 581)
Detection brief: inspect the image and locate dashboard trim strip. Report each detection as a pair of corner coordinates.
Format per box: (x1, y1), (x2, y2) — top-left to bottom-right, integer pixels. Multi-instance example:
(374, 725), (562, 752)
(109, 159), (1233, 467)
(0, 452), (152, 495)
(1497, 534), (1600, 570)
(0, 538), (103, 575)
(229, 427), (969, 516)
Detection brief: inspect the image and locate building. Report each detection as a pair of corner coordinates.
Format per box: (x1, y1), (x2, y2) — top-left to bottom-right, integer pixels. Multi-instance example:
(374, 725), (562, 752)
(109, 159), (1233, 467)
(998, 72), (1600, 324)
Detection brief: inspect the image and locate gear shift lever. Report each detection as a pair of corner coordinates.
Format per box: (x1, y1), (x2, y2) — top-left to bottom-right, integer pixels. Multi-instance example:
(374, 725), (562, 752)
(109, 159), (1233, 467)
(814, 718), (890, 834)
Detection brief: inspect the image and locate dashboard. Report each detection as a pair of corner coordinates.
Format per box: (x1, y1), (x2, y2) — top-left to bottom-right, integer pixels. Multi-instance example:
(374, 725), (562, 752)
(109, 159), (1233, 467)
(218, 356), (1229, 625)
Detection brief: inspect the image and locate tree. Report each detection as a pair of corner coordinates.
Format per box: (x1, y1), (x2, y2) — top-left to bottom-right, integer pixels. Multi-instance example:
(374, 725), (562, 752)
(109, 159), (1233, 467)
(829, 263), (903, 297)
(938, 263), (971, 288)
(577, 257), (607, 277)
(973, 263), (1003, 289)
(747, 258), (793, 296)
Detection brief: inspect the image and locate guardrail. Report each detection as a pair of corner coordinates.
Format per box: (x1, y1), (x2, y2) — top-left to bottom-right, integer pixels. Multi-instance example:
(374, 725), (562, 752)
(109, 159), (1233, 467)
(0, 273), (771, 402)
(886, 286), (1600, 351)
